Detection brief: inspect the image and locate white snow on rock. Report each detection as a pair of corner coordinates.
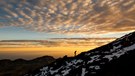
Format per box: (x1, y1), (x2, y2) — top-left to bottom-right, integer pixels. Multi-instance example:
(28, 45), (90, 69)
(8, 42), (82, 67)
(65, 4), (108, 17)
(50, 66), (63, 75)
(87, 55), (100, 64)
(89, 66), (100, 70)
(81, 68), (87, 76)
(40, 67), (48, 75)
(110, 45), (122, 52)
(104, 44), (135, 61)
(62, 69), (71, 76)
(71, 59), (83, 65)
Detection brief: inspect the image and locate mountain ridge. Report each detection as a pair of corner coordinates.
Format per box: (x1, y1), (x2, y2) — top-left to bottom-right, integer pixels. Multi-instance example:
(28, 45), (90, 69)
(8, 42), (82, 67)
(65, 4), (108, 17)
(26, 31), (135, 76)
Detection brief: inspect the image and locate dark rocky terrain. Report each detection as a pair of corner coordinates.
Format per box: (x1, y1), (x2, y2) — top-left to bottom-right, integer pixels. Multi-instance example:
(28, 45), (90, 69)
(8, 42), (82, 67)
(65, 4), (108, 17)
(26, 31), (135, 76)
(0, 56), (55, 76)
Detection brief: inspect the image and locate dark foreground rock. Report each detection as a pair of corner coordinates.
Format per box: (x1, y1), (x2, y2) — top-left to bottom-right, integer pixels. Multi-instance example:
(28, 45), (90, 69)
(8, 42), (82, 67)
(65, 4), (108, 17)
(0, 56), (55, 76)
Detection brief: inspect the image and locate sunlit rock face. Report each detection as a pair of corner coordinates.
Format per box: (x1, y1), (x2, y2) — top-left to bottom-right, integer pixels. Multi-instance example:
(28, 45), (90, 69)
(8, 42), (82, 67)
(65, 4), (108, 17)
(0, 0), (135, 34)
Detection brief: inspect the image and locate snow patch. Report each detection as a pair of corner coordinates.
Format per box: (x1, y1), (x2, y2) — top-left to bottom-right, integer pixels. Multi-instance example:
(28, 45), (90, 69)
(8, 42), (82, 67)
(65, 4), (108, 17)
(104, 44), (135, 61)
(62, 69), (71, 76)
(89, 66), (100, 70)
(87, 55), (100, 64)
(81, 68), (87, 76)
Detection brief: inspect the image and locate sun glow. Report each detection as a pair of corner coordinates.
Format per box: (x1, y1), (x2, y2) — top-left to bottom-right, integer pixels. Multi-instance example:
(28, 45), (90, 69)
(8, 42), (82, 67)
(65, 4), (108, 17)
(0, 38), (115, 60)
(0, 46), (96, 60)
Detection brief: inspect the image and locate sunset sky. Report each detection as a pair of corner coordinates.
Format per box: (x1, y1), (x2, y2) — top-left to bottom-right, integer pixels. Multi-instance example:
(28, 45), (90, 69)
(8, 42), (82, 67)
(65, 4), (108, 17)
(0, 0), (135, 60)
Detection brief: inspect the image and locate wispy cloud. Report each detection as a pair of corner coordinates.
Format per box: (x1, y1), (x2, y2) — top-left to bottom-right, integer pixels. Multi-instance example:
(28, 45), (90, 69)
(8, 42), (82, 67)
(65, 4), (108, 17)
(0, 0), (135, 34)
(0, 38), (115, 48)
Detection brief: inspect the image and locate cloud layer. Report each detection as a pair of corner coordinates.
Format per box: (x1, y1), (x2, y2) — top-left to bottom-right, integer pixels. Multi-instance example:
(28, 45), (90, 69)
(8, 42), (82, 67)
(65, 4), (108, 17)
(0, 0), (135, 34)
(0, 38), (115, 47)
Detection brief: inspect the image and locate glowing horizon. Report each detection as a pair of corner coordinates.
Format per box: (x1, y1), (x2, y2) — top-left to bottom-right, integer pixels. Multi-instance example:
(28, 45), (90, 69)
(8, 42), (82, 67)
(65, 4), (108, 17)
(0, 38), (115, 60)
(0, 0), (135, 60)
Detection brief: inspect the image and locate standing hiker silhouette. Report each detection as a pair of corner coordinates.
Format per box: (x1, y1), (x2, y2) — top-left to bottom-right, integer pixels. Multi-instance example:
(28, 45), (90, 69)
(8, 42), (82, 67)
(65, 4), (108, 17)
(74, 51), (77, 56)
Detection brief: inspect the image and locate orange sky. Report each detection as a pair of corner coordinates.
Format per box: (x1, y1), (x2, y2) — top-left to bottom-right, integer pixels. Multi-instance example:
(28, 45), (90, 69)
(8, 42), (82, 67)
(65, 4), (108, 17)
(0, 38), (115, 60)
(0, 46), (96, 60)
(1, 46), (94, 53)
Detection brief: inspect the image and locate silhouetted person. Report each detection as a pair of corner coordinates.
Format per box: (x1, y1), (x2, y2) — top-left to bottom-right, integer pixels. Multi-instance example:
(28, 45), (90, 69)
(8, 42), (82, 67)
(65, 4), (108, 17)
(74, 51), (77, 56)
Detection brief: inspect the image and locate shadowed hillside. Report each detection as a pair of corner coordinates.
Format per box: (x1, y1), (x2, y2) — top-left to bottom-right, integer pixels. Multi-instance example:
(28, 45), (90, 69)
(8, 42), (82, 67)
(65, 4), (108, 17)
(0, 56), (55, 76)
(26, 31), (135, 76)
